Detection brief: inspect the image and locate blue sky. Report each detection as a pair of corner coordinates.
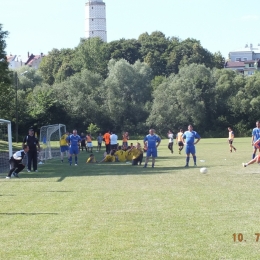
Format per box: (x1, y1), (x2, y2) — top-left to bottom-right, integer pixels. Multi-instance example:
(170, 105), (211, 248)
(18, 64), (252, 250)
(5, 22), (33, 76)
(1, 0), (260, 59)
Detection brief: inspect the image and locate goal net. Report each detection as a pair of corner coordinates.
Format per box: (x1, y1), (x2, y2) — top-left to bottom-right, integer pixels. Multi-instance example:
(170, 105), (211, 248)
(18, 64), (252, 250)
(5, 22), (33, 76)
(0, 119), (12, 174)
(39, 124), (66, 163)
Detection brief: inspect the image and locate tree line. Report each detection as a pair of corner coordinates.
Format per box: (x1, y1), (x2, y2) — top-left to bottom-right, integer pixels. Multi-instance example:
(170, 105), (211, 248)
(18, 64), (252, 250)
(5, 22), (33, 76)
(0, 25), (259, 139)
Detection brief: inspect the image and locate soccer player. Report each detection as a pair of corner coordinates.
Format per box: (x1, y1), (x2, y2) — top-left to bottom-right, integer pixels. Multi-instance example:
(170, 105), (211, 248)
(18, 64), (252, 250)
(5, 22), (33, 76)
(125, 148), (133, 162)
(6, 145), (29, 179)
(242, 154), (260, 167)
(182, 125), (201, 167)
(176, 129), (184, 154)
(99, 150), (116, 163)
(60, 131), (69, 162)
(23, 128), (41, 172)
(66, 129), (81, 166)
(251, 121), (260, 159)
(228, 127), (237, 152)
(86, 154), (98, 163)
(131, 143), (143, 165)
(143, 129), (161, 168)
(114, 146), (127, 162)
(167, 130), (174, 154)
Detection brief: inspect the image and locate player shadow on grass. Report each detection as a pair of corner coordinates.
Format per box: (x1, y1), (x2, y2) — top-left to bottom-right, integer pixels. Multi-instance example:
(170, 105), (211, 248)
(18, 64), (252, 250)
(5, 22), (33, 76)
(0, 213), (58, 215)
(19, 162), (199, 182)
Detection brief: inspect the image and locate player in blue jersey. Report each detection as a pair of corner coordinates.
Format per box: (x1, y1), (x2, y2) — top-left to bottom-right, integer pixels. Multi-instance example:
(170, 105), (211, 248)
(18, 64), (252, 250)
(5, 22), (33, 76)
(66, 129), (81, 166)
(143, 129), (161, 168)
(182, 125), (201, 167)
(251, 121), (260, 159)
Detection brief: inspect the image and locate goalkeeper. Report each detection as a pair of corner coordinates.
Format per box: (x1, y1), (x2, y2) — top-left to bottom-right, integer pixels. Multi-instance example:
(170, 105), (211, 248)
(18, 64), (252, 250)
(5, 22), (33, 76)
(6, 145), (29, 178)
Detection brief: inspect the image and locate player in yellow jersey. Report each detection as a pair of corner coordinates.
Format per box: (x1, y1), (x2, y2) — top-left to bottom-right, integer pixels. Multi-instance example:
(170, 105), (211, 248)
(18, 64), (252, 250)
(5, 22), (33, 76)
(228, 127), (237, 152)
(131, 143), (143, 165)
(86, 154), (98, 163)
(176, 129), (184, 155)
(125, 148), (133, 162)
(114, 146), (127, 162)
(99, 150), (116, 163)
(60, 131), (69, 162)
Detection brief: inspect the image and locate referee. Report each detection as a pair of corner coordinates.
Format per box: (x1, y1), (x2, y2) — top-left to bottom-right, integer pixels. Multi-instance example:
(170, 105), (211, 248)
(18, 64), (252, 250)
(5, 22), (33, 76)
(23, 127), (41, 172)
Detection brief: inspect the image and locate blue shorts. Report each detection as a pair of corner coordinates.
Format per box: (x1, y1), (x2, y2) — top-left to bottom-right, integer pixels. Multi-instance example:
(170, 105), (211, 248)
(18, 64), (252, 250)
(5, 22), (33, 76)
(60, 146), (69, 152)
(185, 145), (196, 155)
(146, 148), (157, 157)
(70, 146), (79, 155)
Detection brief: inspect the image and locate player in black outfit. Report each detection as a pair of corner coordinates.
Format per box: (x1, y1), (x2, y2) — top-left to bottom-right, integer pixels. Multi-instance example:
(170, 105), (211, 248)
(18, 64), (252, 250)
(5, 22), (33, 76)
(23, 128), (41, 172)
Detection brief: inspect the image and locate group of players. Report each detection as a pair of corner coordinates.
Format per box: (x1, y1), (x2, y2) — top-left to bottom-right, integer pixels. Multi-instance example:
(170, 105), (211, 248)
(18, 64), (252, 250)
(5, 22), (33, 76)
(60, 130), (146, 166)
(8, 120), (260, 179)
(59, 126), (202, 168)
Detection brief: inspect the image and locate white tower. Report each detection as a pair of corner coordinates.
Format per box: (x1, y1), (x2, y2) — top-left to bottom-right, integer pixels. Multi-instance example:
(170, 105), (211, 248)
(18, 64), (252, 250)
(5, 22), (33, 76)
(85, 0), (107, 42)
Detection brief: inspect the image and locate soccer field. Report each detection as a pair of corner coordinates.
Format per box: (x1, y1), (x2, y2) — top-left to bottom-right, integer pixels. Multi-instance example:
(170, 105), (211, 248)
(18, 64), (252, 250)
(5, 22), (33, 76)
(1, 138), (260, 259)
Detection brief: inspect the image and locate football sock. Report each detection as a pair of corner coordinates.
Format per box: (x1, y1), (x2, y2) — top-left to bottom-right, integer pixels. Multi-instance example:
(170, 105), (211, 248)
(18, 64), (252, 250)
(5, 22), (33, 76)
(69, 156), (72, 163)
(75, 156), (78, 164)
(193, 156), (196, 164)
(252, 153), (256, 159)
(186, 157), (190, 165)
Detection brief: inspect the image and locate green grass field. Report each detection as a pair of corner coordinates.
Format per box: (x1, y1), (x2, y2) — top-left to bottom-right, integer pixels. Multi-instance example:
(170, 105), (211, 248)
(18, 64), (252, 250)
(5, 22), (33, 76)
(1, 138), (260, 259)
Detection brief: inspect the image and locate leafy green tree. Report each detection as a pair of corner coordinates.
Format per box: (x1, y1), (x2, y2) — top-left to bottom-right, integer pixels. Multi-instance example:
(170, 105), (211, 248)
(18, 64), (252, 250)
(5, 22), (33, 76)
(39, 48), (75, 85)
(26, 84), (64, 126)
(151, 75), (166, 91)
(107, 38), (141, 64)
(13, 66), (43, 90)
(72, 38), (109, 78)
(229, 72), (260, 135)
(138, 31), (170, 76)
(147, 64), (216, 134)
(213, 69), (244, 134)
(166, 38), (225, 75)
(0, 24), (12, 119)
(87, 123), (100, 136)
(51, 69), (106, 131)
(105, 59), (153, 133)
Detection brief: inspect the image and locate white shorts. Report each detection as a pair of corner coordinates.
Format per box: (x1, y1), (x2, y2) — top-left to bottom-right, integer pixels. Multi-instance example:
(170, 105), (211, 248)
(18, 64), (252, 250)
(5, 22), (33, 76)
(87, 142), (93, 148)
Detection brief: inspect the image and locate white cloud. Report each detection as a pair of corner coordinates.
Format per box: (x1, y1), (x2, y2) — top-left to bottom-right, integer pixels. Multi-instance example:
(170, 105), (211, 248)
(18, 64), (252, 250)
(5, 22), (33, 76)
(241, 15), (259, 21)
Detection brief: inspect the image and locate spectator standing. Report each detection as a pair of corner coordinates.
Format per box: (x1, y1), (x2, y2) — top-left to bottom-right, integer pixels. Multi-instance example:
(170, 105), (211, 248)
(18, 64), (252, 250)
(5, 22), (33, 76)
(103, 130), (111, 154)
(110, 131), (118, 151)
(86, 133), (93, 153)
(97, 133), (103, 152)
(80, 132), (87, 152)
(122, 132), (129, 147)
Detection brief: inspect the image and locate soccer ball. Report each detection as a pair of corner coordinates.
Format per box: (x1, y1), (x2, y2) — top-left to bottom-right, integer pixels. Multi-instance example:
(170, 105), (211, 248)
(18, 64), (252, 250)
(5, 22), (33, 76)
(200, 167), (208, 174)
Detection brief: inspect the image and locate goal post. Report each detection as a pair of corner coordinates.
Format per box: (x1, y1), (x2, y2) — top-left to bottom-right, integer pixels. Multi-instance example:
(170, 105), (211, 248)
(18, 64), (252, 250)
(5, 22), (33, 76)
(39, 124), (66, 162)
(0, 119), (13, 174)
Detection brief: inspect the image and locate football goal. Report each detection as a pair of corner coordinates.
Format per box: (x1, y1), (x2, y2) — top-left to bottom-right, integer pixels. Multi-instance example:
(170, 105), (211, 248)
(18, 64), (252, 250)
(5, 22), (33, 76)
(0, 119), (12, 174)
(39, 124), (66, 163)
